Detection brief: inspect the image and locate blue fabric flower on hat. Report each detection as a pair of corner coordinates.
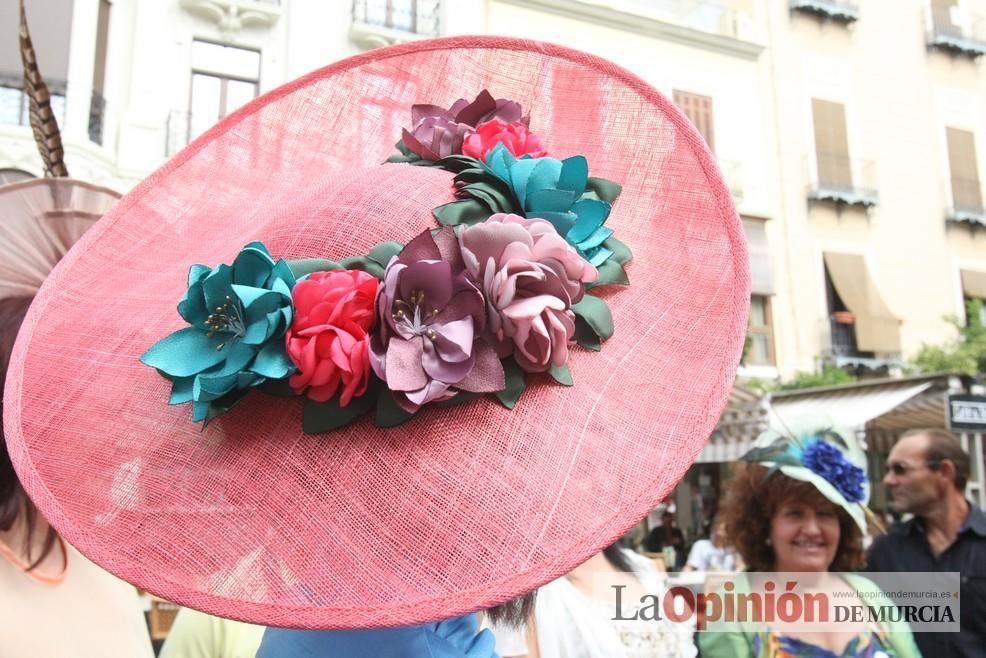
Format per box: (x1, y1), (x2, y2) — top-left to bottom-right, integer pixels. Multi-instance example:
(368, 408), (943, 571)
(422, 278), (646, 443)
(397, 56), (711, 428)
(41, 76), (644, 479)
(141, 242), (297, 423)
(802, 438), (866, 503)
(482, 144), (615, 266)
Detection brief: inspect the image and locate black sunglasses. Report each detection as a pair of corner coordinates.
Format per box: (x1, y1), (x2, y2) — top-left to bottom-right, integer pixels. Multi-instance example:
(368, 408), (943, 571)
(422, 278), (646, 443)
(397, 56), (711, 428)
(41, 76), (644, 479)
(887, 460), (941, 476)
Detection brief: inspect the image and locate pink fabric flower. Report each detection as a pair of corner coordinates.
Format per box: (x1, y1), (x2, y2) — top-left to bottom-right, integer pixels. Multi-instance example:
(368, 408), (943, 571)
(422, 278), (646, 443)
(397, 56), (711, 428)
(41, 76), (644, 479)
(458, 214), (598, 373)
(285, 270), (379, 405)
(462, 120), (547, 161)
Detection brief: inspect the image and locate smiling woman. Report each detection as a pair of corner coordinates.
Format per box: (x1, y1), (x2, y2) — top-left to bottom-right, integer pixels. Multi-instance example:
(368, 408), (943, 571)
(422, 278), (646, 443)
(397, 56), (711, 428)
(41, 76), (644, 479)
(698, 425), (921, 658)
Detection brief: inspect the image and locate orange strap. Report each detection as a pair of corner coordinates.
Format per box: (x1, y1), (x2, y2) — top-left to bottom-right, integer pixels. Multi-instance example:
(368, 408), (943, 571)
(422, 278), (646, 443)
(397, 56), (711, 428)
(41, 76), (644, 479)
(0, 533), (68, 586)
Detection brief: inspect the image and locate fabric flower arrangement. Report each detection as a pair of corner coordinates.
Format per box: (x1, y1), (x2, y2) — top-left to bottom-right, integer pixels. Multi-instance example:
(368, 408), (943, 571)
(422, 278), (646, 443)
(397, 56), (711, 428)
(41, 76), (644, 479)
(143, 92), (633, 432)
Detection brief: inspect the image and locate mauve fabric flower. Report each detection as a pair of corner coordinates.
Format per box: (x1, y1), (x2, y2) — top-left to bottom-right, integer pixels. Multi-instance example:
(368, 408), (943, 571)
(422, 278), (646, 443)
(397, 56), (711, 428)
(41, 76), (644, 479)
(402, 90), (527, 161)
(285, 270), (379, 406)
(370, 228), (505, 413)
(462, 119), (546, 162)
(458, 213), (598, 373)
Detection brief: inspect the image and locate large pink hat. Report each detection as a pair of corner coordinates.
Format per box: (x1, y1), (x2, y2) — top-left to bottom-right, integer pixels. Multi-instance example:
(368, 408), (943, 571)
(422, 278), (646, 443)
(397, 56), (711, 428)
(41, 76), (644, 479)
(3, 37), (748, 629)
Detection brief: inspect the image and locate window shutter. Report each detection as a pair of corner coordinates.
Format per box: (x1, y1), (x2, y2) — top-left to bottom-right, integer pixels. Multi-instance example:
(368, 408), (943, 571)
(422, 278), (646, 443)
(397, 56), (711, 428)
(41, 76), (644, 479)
(812, 99), (852, 189)
(946, 127), (982, 212)
(673, 90), (715, 154)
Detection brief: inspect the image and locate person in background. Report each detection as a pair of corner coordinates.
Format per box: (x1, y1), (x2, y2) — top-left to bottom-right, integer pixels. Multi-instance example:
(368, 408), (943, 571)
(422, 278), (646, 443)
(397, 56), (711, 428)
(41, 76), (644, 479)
(159, 606), (266, 658)
(699, 425), (920, 658)
(868, 428), (986, 658)
(682, 516), (740, 573)
(488, 543), (697, 658)
(0, 298), (154, 658)
(642, 511), (685, 568)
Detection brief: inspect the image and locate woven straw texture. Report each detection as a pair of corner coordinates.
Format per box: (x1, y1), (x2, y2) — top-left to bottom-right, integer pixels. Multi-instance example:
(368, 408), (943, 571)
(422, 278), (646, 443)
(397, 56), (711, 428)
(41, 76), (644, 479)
(4, 37), (748, 629)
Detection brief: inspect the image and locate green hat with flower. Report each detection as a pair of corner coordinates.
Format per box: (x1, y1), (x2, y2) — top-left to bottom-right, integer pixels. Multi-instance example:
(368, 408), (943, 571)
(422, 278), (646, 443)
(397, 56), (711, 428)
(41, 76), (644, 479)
(741, 415), (871, 531)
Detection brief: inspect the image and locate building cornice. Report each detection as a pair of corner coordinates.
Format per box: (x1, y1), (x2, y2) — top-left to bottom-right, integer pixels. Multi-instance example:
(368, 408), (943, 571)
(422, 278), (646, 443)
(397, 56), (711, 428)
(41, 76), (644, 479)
(494, 0), (764, 60)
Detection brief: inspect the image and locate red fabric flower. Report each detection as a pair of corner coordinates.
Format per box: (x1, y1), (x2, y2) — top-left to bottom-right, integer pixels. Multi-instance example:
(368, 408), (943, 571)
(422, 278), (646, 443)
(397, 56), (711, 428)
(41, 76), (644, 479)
(462, 119), (547, 161)
(286, 270), (379, 405)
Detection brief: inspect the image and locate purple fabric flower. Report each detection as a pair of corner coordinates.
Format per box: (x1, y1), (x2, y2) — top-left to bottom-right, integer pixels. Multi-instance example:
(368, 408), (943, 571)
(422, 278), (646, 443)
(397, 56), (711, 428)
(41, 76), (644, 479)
(802, 439), (866, 503)
(402, 90), (527, 161)
(457, 213), (597, 373)
(370, 227), (505, 413)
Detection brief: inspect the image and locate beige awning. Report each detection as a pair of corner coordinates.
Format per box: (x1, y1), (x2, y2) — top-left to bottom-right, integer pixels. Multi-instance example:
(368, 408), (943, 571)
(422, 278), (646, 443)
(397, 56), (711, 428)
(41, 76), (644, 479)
(824, 252), (901, 353)
(744, 218), (774, 295)
(962, 269), (986, 300)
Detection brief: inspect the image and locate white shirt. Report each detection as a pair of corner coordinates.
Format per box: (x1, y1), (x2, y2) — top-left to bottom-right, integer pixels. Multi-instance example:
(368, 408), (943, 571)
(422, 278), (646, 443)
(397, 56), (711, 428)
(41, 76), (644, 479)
(490, 549), (696, 658)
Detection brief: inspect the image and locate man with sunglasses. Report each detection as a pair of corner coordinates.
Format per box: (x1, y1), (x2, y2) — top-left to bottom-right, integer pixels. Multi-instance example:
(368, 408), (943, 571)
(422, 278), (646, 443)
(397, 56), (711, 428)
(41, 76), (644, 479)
(868, 429), (986, 657)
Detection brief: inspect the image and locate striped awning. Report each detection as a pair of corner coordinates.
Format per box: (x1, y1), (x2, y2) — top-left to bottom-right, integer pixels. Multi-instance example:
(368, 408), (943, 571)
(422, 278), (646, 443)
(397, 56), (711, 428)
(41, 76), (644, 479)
(697, 385), (769, 463)
(768, 380), (934, 429)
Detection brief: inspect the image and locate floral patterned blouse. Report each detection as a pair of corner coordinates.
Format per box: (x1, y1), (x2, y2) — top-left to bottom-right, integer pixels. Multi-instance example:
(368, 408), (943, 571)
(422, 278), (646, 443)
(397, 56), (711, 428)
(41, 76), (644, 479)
(751, 630), (892, 658)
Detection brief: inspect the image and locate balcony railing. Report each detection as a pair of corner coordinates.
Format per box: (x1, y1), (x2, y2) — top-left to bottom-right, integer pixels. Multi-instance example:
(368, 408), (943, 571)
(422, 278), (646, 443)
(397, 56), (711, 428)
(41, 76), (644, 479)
(946, 176), (986, 226)
(790, 0), (859, 23)
(807, 154), (878, 207)
(0, 72), (67, 130)
(927, 4), (986, 56)
(351, 0), (442, 48)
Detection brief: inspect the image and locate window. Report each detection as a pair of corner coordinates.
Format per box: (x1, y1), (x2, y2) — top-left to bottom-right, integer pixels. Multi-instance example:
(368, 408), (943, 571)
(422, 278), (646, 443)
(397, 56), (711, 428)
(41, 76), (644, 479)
(747, 295), (775, 366)
(353, 0), (442, 36)
(946, 127), (984, 216)
(189, 40), (260, 141)
(961, 270), (986, 324)
(811, 98), (852, 190)
(673, 90), (715, 154)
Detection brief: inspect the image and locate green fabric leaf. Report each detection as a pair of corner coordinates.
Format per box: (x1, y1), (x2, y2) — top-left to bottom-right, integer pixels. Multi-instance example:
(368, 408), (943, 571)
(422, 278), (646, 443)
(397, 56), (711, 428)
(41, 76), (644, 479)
(375, 390), (416, 428)
(339, 255), (386, 279)
(385, 153), (422, 164)
(586, 260), (630, 289)
(434, 155), (482, 173)
(201, 388), (250, 427)
(435, 391), (484, 408)
(303, 389), (376, 433)
(586, 177), (623, 204)
(369, 241), (404, 267)
(604, 237), (633, 266)
(494, 359), (527, 409)
(572, 294), (614, 340)
(433, 199), (493, 226)
(288, 258), (340, 279)
(574, 316), (602, 351)
(548, 364), (574, 386)
(260, 377), (297, 398)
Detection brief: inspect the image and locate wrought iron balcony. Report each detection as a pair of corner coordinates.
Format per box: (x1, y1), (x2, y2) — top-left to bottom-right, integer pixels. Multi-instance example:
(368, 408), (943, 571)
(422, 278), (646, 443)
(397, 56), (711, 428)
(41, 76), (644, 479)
(0, 72), (67, 130)
(807, 154), (878, 208)
(946, 176), (986, 227)
(790, 0), (859, 23)
(927, 3), (986, 57)
(350, 0), (442, 49)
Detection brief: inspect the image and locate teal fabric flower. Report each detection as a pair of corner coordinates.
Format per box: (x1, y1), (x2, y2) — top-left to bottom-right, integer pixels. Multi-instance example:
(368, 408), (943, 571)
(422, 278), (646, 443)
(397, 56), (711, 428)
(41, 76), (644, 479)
(433, 143), (624, 268)
(141, 242), (297, 423)
(484, 144), (615, 266)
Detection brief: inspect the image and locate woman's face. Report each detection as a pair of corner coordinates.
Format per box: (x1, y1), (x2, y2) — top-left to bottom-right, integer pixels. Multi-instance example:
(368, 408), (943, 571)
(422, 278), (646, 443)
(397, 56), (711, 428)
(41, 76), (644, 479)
(769, 498), (840, 572)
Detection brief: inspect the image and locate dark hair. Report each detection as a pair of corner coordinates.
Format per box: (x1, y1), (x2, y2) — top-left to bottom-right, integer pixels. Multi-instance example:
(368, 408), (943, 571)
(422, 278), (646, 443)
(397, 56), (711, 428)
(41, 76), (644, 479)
(485, 543), (634, 627)
(719, 462), (865, 572)
(0, 296), (56, 570)
(901, 428), (970, 492)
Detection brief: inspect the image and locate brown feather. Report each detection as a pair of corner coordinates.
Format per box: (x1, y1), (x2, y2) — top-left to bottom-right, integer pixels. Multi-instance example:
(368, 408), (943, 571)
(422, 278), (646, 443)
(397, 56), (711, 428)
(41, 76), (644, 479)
(19, 0), (69, 178)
